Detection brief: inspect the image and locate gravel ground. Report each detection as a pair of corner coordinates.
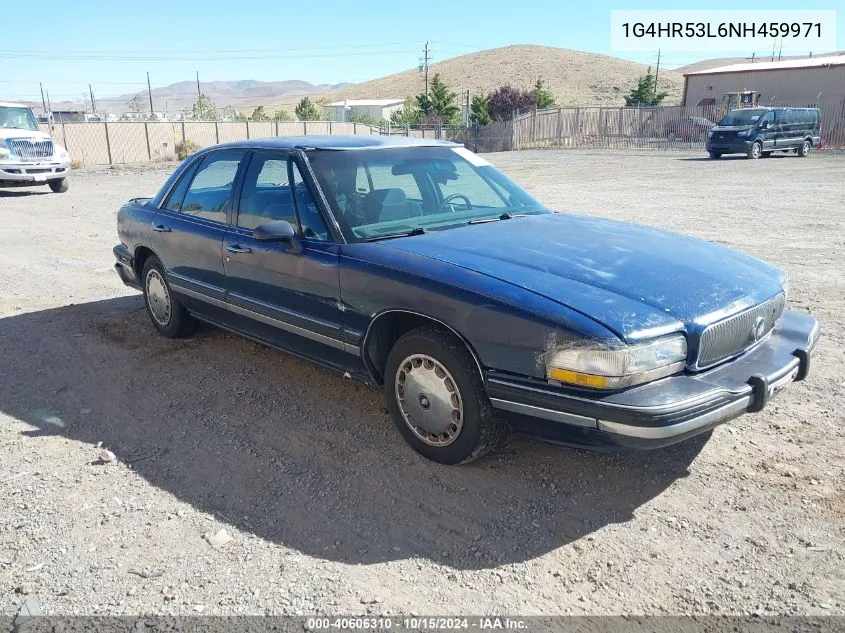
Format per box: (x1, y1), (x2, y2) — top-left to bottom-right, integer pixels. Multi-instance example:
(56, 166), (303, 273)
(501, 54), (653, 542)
(0, 150), (843, 618)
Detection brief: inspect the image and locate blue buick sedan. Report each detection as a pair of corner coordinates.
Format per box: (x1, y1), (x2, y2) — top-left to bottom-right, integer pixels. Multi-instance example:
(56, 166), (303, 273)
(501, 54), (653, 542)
(113, 136), (819, 464)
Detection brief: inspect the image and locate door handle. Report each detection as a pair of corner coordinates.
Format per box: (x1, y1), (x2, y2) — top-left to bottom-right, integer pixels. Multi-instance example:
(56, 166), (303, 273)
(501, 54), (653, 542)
(152, 223), (171, 232)
(226, 244), (251, 254)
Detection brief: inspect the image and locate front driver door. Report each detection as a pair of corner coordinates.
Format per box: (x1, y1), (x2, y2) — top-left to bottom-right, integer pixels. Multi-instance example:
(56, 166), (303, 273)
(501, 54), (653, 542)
(757, 110), (776, 151)
(223, 151), (357, 369)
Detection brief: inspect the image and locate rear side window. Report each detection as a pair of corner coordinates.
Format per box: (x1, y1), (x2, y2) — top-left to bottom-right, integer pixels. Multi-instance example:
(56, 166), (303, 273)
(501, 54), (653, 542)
(237, 154), (297, 230)
(179, 151), (244, 222)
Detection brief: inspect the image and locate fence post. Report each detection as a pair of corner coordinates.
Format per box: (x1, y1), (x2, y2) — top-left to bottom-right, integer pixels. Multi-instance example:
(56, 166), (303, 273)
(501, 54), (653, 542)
(574, 108), (581, 143)
(329, 121), (332, 134)
(556, 107), (563, 147)
(181, 121), (186, 144)
(406, 124), (410, 137)
(104, 122), (113, 165)
(215, 121), (220, 144)
(387, 120), (391, 136)
(532, 106), (538, 144)
(144, 121), (151, 161)
(246, 121), (250, 140)
(353, 122), (357, 135)
(303, 121), (307, 135)
(274, 119), (279, 137)
(61, 122), (68, 154)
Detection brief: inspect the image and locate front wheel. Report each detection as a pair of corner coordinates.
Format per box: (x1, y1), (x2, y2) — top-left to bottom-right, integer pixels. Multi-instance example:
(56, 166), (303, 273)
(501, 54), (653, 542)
(141, 256), (195, 338)
(747, 142), (762, 159)
(384, 327), (507, 464)
(48, 178), (68, 193)
(797, 140), (811, 157)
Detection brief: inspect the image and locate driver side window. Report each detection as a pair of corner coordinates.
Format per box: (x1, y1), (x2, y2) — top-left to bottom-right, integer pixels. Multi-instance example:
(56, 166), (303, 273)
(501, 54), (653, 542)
(761, 111), (775, 127)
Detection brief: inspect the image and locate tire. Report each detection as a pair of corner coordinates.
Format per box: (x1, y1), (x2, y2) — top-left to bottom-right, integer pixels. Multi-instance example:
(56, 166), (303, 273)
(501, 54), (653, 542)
(708, 152), (721, 159)
(384, 326), (507, 465)
(762, 151), (772, 157)
(797, 139), (811, 157)
(747, 142), (762, 159)
(48, 178), (68, 193)
(141, 255), (195, 338)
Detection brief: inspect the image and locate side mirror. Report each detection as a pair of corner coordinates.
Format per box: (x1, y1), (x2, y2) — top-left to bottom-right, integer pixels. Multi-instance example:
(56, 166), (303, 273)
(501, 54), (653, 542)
(759, 121), (769, 130)
(253, 220), (302, 254)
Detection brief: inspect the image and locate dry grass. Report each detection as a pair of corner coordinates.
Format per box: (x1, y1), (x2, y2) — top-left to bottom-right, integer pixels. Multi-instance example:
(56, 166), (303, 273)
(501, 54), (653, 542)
(319, 45), (684, 107)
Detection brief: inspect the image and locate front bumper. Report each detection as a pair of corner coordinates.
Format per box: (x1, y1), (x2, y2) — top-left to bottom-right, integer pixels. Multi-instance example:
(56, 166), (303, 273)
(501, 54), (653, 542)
(706, 138), (753, 154)
(0, 159), (70, 184)
(487, 309), (819, 450)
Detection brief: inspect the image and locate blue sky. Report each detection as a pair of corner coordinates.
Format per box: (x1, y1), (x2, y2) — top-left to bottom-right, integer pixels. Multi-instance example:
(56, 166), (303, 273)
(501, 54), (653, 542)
(1, 0), (840, 106)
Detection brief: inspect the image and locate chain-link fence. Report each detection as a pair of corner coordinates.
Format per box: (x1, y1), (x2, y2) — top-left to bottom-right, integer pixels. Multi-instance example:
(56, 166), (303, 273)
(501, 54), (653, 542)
(38, 120), (381, 166)
(37, 97), (845, 166)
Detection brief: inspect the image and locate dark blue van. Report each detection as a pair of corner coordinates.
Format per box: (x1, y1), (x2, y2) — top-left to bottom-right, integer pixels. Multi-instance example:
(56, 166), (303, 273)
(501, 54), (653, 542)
(706, 107), (821, 159)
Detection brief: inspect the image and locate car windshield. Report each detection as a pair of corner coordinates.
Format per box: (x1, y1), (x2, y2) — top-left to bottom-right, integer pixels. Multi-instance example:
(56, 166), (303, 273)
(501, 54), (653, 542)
(306, 146), (549, 241)
(0, 106), (39, 131)
(718, 109), (766, 127)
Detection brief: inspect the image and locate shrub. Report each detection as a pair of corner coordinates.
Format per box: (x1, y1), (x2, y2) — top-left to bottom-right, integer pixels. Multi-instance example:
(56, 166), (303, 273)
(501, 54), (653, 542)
(175, 138), (200, 161)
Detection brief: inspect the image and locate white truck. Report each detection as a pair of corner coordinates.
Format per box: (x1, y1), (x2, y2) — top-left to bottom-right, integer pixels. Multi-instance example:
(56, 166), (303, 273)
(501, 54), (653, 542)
(0, 101), (71, 193)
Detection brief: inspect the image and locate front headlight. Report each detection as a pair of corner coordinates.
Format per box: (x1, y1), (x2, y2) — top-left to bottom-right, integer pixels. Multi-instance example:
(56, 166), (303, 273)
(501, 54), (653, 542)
(546, 334), (687, 390)
(0, 144), (14, 160)
(736, 129), (751, 137)
(707, 130), (714, 138)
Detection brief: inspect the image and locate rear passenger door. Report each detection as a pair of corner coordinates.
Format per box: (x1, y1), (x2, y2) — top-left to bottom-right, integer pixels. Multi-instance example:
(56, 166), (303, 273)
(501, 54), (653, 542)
(223, 151), (353, 364)
(151, 150), (245, 311)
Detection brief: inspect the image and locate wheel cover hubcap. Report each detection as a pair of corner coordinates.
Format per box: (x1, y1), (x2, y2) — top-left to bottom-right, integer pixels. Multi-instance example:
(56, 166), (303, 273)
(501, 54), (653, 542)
(395, 354), (463, 447)
(146, 269), (171, 326)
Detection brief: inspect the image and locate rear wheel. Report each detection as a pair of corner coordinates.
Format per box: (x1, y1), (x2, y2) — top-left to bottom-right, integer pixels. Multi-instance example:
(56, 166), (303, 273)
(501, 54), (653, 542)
(708, 152), (721, 159)
(797, 139), (811, 157)
(48, 178), (68, 193)
(384, 326), (507, 464)
(141, 256), (195, 338)
(747, 142), (762, 159)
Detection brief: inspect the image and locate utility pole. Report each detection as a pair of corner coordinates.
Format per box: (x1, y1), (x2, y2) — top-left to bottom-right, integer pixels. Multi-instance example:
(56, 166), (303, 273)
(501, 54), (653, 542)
(751, 52), (755, 63)
(653, 48), (661, 96)
(39, 83), (48, 116)
(778, 38), (783, 61)
(147, 72), (154, 115)
(89, 84), (96, 115)
(419, 42), (430, 94)
(196, 71), (201, 98)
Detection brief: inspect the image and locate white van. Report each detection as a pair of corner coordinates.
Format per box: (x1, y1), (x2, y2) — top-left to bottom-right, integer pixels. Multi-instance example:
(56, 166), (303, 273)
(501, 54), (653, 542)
(0, 101), (71, 193)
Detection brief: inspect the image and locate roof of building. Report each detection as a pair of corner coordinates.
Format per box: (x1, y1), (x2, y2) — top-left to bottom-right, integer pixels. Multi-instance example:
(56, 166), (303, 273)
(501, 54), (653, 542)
(325, 99), (405, 107)
(685, 54), (845, 76)
(211, 135), (459, 151)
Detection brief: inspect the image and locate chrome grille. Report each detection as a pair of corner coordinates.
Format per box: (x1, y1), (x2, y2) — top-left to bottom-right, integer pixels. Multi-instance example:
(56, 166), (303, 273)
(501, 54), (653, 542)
(9, 138), (54, 160)
(696, 294), (786, 369)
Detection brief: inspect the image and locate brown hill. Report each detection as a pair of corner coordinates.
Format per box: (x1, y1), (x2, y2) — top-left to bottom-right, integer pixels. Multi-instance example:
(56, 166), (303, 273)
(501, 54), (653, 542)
(319, 45), (684, 107)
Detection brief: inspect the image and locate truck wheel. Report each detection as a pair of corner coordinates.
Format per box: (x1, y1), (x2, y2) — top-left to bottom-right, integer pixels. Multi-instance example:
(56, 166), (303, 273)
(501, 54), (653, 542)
(708, 152), (721, 159)
(384, 326), (507, 465)
(797, 140), (811, 157)
(48, 178), (68, 193)
(747, 142), (762, 159)
(141, 256), (195, 338)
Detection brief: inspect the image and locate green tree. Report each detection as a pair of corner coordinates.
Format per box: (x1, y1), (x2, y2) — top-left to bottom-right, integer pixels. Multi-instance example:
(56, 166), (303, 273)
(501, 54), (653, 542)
(416, 74), (460, 125)
(127, 93), (147, 116)
(624, 67), (668, 107)
(250, 105), (269, 121)
(346, 112), (379, 125)
(185, 94), (217, 120)
(390, 96), (422, 125)
(533, 79), (555, 109)
(469, 93), (491, 126)
(295, 97), (321, 121)
(273, 109), (294, 121)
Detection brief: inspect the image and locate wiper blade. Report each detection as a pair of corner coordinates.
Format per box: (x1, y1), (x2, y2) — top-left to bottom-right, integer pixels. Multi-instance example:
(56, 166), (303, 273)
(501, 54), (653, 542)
(467, 212), (526, 225)
(364, 227), (426, 242)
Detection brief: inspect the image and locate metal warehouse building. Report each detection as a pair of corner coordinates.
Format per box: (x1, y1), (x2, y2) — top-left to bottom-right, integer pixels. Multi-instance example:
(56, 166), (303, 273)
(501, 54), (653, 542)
(682, 55), (845, 146)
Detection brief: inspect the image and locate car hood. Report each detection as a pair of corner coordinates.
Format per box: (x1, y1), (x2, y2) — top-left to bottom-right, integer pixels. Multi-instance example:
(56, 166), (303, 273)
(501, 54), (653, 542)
(0, 128), (52, 141)
(381, 213), (786, 341)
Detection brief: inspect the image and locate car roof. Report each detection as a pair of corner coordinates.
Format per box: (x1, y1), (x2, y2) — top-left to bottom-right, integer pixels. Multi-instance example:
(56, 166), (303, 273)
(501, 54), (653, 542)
(210, 135), (461, 152)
